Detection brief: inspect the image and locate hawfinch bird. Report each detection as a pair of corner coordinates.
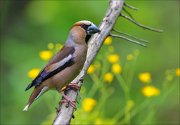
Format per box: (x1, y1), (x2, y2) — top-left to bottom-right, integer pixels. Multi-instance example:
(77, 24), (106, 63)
(23, 20), (100, 111)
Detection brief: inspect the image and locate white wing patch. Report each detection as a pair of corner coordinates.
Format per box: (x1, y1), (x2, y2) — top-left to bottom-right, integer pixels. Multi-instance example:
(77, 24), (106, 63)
(46, 54), (73, 72)
(58, 54), (73, 67)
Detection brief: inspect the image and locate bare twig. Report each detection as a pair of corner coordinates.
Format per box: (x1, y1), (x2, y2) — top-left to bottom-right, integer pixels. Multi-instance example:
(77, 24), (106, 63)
(120, 13), (163, 32)
(110, 33), (147, 47)
(123, 7), (136, 20)
(53, 0), (125, 124)
(124, 3), (139, 11)
(112, 28), (149, 43)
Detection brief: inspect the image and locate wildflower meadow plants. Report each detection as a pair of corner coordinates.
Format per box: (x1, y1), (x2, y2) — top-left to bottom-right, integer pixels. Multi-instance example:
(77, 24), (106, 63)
(71, 37), (179, 124)
(27, 37), (179, 124)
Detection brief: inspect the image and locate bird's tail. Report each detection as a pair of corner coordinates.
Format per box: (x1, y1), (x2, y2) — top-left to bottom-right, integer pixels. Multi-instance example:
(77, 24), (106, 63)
(23, 86), (48, 111)
(25, 82), (34, 91)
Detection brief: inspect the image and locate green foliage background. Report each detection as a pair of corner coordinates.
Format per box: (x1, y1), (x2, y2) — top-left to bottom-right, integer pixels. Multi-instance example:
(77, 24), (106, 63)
(0, 0), (179, 124)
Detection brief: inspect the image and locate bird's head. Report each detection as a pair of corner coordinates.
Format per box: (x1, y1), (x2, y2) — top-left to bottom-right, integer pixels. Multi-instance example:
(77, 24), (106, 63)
(68, 20), (100, 44)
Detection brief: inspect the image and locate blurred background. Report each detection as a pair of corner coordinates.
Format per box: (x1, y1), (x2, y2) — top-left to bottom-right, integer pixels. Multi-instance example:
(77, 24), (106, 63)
(0, 0), (179, 124)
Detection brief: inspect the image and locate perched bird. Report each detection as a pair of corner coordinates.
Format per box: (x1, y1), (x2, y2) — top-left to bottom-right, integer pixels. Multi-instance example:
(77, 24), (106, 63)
(23, 20), (100, 111)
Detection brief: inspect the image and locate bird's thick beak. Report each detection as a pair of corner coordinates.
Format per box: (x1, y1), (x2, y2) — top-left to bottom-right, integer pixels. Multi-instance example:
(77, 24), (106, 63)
(87, 24), (100, 35)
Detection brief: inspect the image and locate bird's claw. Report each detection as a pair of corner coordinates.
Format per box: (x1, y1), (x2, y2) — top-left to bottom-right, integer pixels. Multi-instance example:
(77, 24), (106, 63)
(67, 84), (81, 103)
(55, 107), (60, 113)
(60, 93), (77, 110)
(59, 81), (82, 109)
(60, 83), (80, 92)
(66, 83), (80, 91)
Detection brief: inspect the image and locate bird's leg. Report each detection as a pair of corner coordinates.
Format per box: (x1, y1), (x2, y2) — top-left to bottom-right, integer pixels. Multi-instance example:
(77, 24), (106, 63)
(67, 78), (84, 103)
(59, 78), (84, 109)
(64, 83), (81, 104)
(66, 77), (84, 91)
(60, 86), (67, 92)
(60, 83), (80, 92)
(61, 77), (84, 92)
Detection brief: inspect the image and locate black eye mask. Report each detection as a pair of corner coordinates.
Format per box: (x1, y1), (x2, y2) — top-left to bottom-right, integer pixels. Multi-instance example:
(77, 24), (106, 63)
(80, 24), (91, 31)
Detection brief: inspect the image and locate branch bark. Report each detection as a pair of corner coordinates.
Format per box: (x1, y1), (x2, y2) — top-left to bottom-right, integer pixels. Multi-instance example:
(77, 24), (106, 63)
(53, 0), (124, 124)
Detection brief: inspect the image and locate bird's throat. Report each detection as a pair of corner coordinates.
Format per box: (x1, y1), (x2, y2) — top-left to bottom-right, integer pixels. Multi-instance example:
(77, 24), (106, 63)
(85, 35), (91, 43)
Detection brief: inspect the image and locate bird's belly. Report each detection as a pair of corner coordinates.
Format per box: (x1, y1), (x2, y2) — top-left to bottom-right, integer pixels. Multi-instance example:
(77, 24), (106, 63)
(50, 58), (85, 91)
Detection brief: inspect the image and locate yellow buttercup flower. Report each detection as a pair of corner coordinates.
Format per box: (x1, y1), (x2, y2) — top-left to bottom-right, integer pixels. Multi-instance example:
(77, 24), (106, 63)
(108, 54), (120, 64)
(138, 72), (151, 83)
(82, 98), (96, 112)
(55, 43), (63, 51)
(28, 68), (40, 79)
(126, 100), (135, 111)
(134, 49), (140, 56)
(95, 118), (114, 124)
(39, 50), (53, 61)
(47, 43), (54, 49)
(166, 74), (173, 81)
(95, 118), (103, 125)
(94, 61), (101, 69)
(104, 72), (114, 83)
(104, 36), (112, 45)
(87, 65), (95, 74)
(141, 86), (160, 97)
(126, 54), (133, 61)
(112, 63), (122, 74)
(108, 46), (114, 53)
(176, 68), (180, 76)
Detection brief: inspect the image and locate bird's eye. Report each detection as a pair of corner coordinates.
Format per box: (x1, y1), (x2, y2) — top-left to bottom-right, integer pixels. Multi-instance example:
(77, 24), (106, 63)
(80, 24), (91, 30)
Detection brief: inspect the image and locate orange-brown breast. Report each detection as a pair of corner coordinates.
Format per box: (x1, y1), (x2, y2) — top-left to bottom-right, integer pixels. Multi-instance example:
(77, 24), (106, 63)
(70, 26), (86, 44)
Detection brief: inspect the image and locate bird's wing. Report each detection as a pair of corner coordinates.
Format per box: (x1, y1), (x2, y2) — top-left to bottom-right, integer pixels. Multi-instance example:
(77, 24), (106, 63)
(25, 46), (75, 91)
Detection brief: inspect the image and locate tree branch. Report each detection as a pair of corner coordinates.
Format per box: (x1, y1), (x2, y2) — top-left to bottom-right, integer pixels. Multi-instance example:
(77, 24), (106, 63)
(120, 13), (163, 32)
(53, 0), (125, 124)
(124, 3), (139, 11)
(110, 33), (147, 47)
(112, 28), (149, 43)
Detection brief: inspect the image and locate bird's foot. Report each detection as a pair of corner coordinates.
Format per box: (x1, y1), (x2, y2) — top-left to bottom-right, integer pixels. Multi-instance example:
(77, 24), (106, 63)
(66, 83), (80, 91)
(60, 93), (77, 109)
(60, 83), (80, 92)
(67, 83), (81, 103)
(59, 81), (83, 109)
